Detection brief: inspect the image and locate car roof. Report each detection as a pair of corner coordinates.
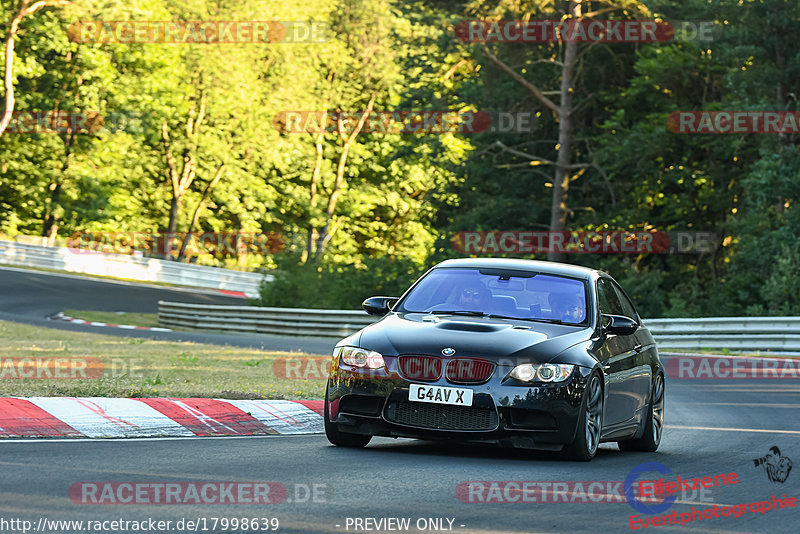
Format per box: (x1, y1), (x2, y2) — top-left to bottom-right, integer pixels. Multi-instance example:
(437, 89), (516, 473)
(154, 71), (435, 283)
(433, 258), (599, 281)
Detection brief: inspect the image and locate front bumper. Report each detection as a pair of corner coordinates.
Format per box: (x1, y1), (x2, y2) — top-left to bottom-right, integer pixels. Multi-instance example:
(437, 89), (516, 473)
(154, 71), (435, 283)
(326, 355), (592, 450)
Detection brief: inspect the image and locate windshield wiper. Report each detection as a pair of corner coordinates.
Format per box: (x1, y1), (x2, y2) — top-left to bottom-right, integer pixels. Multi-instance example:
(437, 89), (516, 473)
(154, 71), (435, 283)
(425, 311), (577, 325)
(428, 310), (487, 316)
(487, 315), (572, 325)
(486, 314), (533, 321)
(525, 317), (570, 325)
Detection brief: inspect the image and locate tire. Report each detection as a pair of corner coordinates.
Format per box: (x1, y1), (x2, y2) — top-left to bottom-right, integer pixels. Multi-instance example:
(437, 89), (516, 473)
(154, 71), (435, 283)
(564, 372), (603, 461)
(618, 372), (664, 452)
(324, 385), (372, 448)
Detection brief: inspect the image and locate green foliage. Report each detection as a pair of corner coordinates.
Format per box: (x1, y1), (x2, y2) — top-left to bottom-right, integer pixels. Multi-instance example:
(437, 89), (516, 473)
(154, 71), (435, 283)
(2, 0), (800, 317)
(760, 246), (800, 315)
(260, 254), (421, 309)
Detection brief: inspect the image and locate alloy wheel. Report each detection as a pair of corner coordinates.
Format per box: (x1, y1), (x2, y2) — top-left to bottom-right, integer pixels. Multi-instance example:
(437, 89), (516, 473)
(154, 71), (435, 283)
(585, 375), (603, 455)
(651, 374), (665, 444)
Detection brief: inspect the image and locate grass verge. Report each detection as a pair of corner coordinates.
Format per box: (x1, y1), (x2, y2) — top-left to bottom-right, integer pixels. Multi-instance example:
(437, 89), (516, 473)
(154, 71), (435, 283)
(0, 320), (327, 399)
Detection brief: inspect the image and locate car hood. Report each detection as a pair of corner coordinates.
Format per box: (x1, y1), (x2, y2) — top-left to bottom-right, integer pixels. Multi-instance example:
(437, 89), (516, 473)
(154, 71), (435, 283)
(356, 312), (594, 365)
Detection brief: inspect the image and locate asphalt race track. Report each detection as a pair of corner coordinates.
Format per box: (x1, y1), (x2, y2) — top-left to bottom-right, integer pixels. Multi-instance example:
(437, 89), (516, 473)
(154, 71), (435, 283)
(0, 377), (798, 533)
(1, 267), (798, 533)
(0, 266), (335, 354)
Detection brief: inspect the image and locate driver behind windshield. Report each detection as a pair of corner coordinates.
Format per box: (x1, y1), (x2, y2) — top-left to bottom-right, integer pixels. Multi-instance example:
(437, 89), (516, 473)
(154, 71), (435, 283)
(549, 293), (586, 323)
(458, 282), (492, 310)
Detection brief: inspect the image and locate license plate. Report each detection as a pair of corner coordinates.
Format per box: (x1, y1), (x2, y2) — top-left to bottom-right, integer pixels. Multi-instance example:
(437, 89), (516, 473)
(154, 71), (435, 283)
(409, 384), (473, 406)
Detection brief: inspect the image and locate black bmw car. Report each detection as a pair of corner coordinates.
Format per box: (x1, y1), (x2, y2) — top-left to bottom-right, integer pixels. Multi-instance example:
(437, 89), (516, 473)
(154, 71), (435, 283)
(324, 258), (664, 461)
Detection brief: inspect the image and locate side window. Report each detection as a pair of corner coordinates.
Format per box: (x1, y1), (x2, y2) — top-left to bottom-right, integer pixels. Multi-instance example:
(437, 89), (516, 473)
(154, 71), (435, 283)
(612, 282), (640, 323)
(597, 279), (624, 316)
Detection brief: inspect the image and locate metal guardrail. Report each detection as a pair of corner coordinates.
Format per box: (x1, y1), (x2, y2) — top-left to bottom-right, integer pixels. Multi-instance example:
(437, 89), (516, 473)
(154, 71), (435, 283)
(643, 317), (800, 351)
(0, 240), (267, 297)
(158, 301), (374, 338)
(157, 301), (800, 350)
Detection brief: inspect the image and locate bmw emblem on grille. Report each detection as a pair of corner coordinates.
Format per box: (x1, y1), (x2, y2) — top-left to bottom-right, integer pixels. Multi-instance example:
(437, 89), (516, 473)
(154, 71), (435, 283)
(442, 347), (456, 356)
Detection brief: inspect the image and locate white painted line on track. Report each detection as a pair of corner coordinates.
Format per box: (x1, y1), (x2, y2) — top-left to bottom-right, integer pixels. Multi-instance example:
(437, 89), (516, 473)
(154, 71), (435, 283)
(693, 402), (800, 408)
(0, 434), (321, 444)
(666, 424), (800, 435)
(662, 351), (800, 359)
(687, 389), (800, 394)
(671, 499), (738, 508)
(672, 386), (800, 391)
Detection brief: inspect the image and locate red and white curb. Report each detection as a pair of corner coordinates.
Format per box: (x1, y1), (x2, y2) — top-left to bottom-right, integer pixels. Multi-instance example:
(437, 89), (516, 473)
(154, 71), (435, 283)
(50, 312), (172, 332)
(218, 289), (248, 298)
(0, 397), (324, 438)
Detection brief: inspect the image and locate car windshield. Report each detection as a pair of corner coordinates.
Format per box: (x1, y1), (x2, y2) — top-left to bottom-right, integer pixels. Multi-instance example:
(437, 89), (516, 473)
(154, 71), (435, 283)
(398, 268), (589, 325)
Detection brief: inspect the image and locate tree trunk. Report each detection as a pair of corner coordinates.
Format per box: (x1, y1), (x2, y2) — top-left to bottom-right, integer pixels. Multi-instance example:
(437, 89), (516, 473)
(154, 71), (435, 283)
(0, 0), (71, 136)
(303, 108), (328, 263)
(775, 47), (787, 214)
(177, 164), (225, 261)
(42, 182), (61, 243)
(160, 94), (205, 259)
(42, 129), (75, 243)
(547, 0), (580, 262)
(314, 135), (352, 260)
(314, 94), (376, 261)
(479, 1), (584, 263)
(164, 194), (181, 258)
(0, 12), (20, 136)
(42, 182), (61, 242)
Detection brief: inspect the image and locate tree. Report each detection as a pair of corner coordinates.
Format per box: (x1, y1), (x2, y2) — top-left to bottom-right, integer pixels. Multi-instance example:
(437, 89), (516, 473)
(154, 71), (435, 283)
(1, 0), (70, 136)
(301, 0), (399, 262)
(159, 90), (220, 259)
(468, 0), (649, 260)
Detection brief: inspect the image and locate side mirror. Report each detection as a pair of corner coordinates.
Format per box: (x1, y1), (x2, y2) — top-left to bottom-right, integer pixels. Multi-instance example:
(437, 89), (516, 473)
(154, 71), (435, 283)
(362, 296), (399, 316)
(602, 314), (639, 336)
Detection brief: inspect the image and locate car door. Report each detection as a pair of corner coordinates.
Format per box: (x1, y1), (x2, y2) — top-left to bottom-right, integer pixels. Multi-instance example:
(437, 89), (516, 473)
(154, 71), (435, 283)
(595, 278), (639, 426)
(610, 280), (655, 422)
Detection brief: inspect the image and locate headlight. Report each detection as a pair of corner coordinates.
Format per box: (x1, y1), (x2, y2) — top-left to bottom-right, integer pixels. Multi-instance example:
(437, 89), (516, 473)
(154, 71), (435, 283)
(340, 346), (385, 369)
(509, 363), (574, 383)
